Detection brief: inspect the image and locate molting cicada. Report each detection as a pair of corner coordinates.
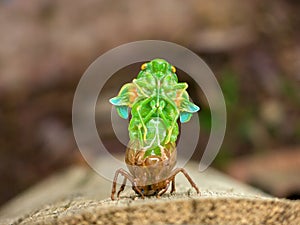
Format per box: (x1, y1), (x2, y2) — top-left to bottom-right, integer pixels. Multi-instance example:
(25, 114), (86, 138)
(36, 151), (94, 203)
(110, 58), (200, 200)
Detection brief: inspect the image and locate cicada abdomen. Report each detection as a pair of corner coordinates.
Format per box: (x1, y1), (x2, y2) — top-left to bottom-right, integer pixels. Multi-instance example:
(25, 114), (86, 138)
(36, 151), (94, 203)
(110, 59), (200, 198)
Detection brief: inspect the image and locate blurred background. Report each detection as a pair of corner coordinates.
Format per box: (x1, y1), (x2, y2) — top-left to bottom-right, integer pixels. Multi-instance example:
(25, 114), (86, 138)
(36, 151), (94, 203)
(0, 0), (299, 208)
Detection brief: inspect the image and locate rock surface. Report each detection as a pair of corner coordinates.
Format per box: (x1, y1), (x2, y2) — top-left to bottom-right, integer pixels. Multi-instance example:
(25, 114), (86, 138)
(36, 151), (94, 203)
(0, 159), (299, 225)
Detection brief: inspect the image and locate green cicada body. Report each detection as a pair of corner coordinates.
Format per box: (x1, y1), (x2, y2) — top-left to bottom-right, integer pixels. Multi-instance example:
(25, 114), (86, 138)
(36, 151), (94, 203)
(110, 59), (199, 152)
(110, 59), (200, 199)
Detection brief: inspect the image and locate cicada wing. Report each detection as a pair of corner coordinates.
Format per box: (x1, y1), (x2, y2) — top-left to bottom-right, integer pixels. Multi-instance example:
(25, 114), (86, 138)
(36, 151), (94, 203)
(110, 83), (138, 119)
(162, 76), (187, 99)
(180, 99), (200, 113)
(109, 83), (137, 106)
(178, 91), (200, 123)
(115, 106), (129, 119)
(180, 111), (193, 123)
(109, 96), (127, 105)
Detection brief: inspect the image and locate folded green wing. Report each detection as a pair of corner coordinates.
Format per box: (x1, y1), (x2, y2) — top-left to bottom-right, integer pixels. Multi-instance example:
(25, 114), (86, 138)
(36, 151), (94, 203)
(109, 83), (138, 119)
(178, 91), (200, 123)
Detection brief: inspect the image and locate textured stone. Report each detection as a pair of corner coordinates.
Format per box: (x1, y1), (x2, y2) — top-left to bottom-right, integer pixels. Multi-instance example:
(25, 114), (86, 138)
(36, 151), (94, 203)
(0, 160), (299, 225)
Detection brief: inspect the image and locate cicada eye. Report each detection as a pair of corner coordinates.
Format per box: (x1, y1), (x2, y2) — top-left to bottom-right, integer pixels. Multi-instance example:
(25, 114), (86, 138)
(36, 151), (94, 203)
(141, 63), (147, 70)
(171, 66), (176, 73)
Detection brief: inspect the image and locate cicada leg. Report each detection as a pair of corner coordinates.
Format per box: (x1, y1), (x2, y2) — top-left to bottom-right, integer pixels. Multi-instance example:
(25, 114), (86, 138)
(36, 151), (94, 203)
(132, 179), (145, 199)
(157, 180), (170, 198)
(169, 168), (200, 195)
(170, 176), (176, 194)
(134, 98), (154, 141)
(111, 168), (142, 200)
(111, 168), (147, 200)
(136, 105), (147, 140)
(157, 108), (177, 144)
(117, 177), (127, 198)
(156, 97), (180, 144)
(142, 99), (157, 123)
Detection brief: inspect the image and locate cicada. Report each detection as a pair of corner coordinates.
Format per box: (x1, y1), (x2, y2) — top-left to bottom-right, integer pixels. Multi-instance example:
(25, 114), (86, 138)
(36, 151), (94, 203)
(110, 58), (200, 200)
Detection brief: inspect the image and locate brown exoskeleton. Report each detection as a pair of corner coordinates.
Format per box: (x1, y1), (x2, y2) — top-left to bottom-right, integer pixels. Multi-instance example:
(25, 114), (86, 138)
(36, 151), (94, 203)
(111, 143), (200, 200)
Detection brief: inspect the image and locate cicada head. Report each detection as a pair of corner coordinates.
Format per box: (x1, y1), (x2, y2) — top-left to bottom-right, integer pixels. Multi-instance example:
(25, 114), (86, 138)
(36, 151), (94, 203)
(139, 59), (177, 81)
